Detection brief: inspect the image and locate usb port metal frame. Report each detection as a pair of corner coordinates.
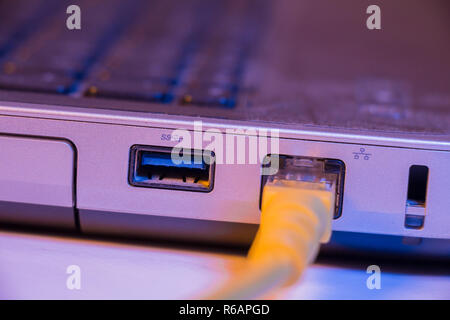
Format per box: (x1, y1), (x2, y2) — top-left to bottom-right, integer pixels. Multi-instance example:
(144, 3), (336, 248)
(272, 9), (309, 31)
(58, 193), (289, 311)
(128, 145), (215, 192)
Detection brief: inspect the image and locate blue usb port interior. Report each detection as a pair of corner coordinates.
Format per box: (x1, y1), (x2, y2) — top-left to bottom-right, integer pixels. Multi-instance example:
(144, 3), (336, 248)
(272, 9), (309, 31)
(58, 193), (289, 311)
(129, 145), (214, 192)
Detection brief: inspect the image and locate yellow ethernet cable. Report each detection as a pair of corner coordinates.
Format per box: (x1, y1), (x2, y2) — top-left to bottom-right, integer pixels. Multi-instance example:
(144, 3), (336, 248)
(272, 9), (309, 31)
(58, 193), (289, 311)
(204, 158), (337, 300)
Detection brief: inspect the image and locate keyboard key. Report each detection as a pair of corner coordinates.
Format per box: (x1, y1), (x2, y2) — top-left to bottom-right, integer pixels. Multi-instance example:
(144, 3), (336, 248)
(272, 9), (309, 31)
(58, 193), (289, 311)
(84, 79), (173, 103)
(0, 71), (72, 93)
(180, 85), (236, 108)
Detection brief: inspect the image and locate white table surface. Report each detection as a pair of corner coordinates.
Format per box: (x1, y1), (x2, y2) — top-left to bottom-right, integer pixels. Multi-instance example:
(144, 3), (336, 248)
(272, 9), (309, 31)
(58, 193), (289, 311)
(1, 229), (449, 300)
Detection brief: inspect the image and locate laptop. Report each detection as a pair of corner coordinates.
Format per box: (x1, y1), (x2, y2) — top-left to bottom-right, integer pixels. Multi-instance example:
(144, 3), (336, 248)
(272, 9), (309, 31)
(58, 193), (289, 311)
(0, 0), (449, 257)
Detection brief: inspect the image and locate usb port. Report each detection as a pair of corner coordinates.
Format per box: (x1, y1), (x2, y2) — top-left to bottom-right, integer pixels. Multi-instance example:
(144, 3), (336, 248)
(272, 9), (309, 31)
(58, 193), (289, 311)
(128, 145), (215, 192)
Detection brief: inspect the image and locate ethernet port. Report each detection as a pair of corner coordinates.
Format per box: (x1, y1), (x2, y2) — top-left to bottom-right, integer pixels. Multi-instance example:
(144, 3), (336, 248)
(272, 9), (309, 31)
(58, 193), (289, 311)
(261, 155), (345, 218)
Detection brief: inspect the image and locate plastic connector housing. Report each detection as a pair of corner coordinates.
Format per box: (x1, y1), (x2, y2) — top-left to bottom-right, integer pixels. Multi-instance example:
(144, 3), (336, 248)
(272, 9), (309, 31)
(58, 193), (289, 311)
(261, 155), (345, 219)
(262, 158), (338, 243)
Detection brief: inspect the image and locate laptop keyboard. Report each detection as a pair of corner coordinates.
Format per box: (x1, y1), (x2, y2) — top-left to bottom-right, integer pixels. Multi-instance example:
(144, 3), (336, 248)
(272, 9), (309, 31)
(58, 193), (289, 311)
(1, 0), (448, 135)
(0, 0), (267, 108)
